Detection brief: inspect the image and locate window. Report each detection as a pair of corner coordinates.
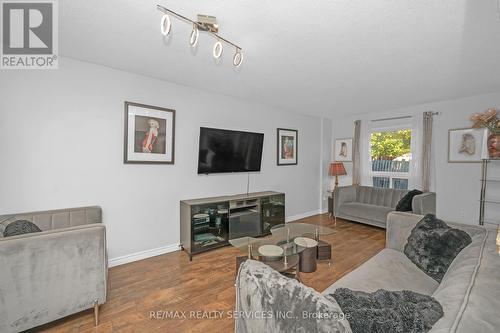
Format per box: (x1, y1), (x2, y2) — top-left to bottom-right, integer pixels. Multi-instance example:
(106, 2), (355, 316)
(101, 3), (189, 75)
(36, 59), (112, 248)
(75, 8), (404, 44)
(370, 129), (412, 190)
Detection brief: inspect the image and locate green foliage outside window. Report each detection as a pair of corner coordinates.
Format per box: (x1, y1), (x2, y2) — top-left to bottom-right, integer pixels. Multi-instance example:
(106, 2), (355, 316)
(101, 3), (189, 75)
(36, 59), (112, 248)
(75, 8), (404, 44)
(371, 129), (412, 160)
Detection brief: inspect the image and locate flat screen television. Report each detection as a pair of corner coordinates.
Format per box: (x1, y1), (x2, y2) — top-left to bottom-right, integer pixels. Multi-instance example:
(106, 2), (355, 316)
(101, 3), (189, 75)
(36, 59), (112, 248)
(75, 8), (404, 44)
(197, 127), (264, 174)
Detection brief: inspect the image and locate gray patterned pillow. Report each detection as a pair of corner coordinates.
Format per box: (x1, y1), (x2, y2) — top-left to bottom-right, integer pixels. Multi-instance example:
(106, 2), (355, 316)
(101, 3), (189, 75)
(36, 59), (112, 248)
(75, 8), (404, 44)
(3, 220), (42, 237)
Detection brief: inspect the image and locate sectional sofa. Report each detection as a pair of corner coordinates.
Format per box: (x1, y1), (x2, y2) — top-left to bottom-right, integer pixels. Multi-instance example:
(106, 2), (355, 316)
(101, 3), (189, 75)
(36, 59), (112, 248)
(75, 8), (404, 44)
(235, 212), (500, 333)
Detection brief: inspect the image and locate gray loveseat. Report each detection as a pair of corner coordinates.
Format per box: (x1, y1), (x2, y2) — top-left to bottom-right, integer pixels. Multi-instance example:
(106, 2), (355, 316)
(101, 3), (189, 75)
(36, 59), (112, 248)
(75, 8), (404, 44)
(335, 185), (436, 228)
(236, 212), (500, 333)
(0, 206), (107, 333)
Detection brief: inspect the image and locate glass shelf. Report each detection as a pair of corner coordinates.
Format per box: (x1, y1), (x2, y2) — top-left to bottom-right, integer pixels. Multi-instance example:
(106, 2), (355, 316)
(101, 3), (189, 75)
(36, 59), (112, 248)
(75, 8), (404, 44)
(191, 202), (229, 252)
(270, 222), (335, 239)
(261, 194), (285, 235)
(230, 223), (335, 260)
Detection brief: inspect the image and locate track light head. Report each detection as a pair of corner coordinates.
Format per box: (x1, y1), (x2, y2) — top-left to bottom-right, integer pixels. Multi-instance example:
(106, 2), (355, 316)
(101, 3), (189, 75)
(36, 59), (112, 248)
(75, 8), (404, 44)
(160, 15), (172, 36)
(213, 41), (223, 59)
(189, 25), (199, 47)
(233, 49), (243, 67)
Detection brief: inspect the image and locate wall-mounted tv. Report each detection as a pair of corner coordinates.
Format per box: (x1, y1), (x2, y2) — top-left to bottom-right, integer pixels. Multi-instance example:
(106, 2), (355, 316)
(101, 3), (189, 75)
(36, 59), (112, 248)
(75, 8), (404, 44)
(197, 127), (264, 174)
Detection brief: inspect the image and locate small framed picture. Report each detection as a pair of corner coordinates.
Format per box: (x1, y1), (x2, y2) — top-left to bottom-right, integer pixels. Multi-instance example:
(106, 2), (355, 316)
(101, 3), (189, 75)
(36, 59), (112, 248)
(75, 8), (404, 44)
(277, 128), (298, 165)
(448, 128), (487, 163)
(124, 101), (175, 164)
(334, 138), (353, 162)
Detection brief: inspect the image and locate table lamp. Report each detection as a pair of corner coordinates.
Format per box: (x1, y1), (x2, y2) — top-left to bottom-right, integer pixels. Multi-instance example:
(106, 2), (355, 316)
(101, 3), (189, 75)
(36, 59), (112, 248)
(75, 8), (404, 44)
(329, 162), (347, 189)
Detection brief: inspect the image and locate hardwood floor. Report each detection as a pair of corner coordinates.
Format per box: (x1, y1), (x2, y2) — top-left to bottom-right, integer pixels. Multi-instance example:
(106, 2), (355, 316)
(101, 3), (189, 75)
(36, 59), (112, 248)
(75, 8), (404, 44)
(37, 214), (385, 333)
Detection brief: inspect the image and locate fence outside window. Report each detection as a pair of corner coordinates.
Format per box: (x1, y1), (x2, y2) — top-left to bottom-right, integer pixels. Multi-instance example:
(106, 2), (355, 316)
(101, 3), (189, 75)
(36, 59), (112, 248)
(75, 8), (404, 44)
(371, 160), (410, 190)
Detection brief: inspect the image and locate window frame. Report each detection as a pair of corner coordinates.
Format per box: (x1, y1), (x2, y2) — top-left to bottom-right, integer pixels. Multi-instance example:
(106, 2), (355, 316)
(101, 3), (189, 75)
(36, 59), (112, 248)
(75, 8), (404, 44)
(369, 124), (412, 190)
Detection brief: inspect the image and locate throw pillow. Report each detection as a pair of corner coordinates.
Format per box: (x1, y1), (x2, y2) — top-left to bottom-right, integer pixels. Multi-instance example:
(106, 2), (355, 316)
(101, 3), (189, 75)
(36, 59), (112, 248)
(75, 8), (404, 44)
(404, 214), (472, 282)
(330, 288), (443, 333)
(396, 189), (423, 212)
(3, 220), (42, 237)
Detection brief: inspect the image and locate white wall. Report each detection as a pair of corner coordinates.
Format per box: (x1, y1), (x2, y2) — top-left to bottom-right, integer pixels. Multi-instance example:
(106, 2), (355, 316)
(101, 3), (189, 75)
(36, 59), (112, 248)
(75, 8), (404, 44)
(0, 58), (325, 264)
(331, 92), (500, 225)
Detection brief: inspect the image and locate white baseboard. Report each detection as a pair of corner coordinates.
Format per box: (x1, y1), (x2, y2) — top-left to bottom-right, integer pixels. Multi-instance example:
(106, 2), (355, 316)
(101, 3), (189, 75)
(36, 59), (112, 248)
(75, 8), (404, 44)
(286, 209), (324, 223)
(108, 209), (325, 267)
(108, 243), (180, 267)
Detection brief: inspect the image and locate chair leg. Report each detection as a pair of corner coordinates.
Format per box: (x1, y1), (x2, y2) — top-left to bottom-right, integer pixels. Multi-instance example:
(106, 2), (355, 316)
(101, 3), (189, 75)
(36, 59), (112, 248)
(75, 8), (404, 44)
(93, 299), (99, 326)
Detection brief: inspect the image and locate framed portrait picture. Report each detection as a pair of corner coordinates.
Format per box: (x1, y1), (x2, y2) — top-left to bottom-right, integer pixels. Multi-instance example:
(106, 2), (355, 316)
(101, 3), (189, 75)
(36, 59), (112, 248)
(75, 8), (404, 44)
(334, 138), (353, 162)
(277, 128), (298, 165)
(124, 101), (175, 164)
(448, 128), (487, 163)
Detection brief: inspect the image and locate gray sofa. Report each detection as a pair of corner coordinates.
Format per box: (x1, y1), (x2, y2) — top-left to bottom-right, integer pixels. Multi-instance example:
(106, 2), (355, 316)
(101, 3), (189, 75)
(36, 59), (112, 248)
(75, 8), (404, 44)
(236, 212), (500, 333)
(0, 206), (107, 333)
(335, 185), (436, 228)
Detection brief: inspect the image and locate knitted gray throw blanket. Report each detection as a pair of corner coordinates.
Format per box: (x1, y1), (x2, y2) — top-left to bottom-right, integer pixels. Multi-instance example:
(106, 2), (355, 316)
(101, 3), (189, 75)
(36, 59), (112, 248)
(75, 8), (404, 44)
(330, 288), (443, 333)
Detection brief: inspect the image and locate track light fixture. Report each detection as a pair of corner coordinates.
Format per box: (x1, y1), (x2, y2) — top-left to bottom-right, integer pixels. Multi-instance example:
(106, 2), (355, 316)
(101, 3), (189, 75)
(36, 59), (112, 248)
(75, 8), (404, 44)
(156, 4), (243, 67)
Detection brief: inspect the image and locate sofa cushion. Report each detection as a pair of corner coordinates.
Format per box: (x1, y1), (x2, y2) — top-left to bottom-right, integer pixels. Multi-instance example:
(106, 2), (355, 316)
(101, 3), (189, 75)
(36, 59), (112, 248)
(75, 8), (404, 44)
(338, 202), (393, 223)
(404, 214), (472, 282)
(396, 189), (423, 212)
(3, 220), (42, 237)
(356, 186), (408, 208)
(330, 288), (443, 333)
(323, 249), (439, 296)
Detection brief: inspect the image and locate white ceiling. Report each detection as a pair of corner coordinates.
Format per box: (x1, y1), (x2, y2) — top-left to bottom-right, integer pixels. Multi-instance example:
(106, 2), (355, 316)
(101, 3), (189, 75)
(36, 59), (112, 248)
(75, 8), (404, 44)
(60, 0), (500, 117)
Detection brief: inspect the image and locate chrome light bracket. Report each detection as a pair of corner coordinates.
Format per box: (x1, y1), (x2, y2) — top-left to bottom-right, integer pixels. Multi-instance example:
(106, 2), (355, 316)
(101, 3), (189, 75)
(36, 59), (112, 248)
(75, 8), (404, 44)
(197, 14), (219, 33)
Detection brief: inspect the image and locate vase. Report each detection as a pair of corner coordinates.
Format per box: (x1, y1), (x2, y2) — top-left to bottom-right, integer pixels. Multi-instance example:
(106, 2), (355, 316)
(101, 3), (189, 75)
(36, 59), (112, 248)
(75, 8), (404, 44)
(487, 134), (500, 158)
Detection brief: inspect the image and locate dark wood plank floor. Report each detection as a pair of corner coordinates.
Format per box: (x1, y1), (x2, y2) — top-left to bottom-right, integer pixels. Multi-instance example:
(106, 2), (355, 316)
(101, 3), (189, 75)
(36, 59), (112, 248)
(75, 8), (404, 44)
(37, 214), (385, 333)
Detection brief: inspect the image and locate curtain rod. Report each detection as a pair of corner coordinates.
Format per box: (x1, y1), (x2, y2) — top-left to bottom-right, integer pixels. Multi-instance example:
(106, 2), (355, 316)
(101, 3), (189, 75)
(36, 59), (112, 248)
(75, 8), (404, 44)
(371, 111), (440, 123)
(371, 115), (411, 123)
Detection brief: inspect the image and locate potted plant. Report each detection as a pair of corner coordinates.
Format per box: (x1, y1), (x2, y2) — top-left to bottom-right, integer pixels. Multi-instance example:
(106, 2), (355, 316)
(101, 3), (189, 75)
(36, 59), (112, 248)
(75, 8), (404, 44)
(471, 108), (500, 158)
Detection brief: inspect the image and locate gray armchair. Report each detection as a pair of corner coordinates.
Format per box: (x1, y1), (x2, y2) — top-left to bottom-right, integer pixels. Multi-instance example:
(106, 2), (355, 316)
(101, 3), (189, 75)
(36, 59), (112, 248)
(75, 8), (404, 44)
(0, 206), (107, 333)
(333, 185), (436, 228)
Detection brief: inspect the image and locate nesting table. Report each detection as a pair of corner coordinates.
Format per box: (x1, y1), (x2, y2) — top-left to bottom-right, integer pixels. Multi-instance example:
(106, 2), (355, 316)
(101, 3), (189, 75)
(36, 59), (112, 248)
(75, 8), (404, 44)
(230, 222), (335, 278)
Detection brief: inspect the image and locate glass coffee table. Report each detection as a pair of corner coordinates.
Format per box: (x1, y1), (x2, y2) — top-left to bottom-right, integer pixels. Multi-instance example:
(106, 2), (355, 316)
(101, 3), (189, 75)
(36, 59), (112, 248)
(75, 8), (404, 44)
(230, 223), (335, 278)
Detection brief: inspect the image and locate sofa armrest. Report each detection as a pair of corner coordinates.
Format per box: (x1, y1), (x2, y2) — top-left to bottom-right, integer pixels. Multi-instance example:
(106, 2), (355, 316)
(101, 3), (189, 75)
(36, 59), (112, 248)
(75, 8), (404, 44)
(0, 224), (107, 333)
(386, 212), (423, 252)
(334, 185), (357, 211)
(412, 192), (436, 215)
